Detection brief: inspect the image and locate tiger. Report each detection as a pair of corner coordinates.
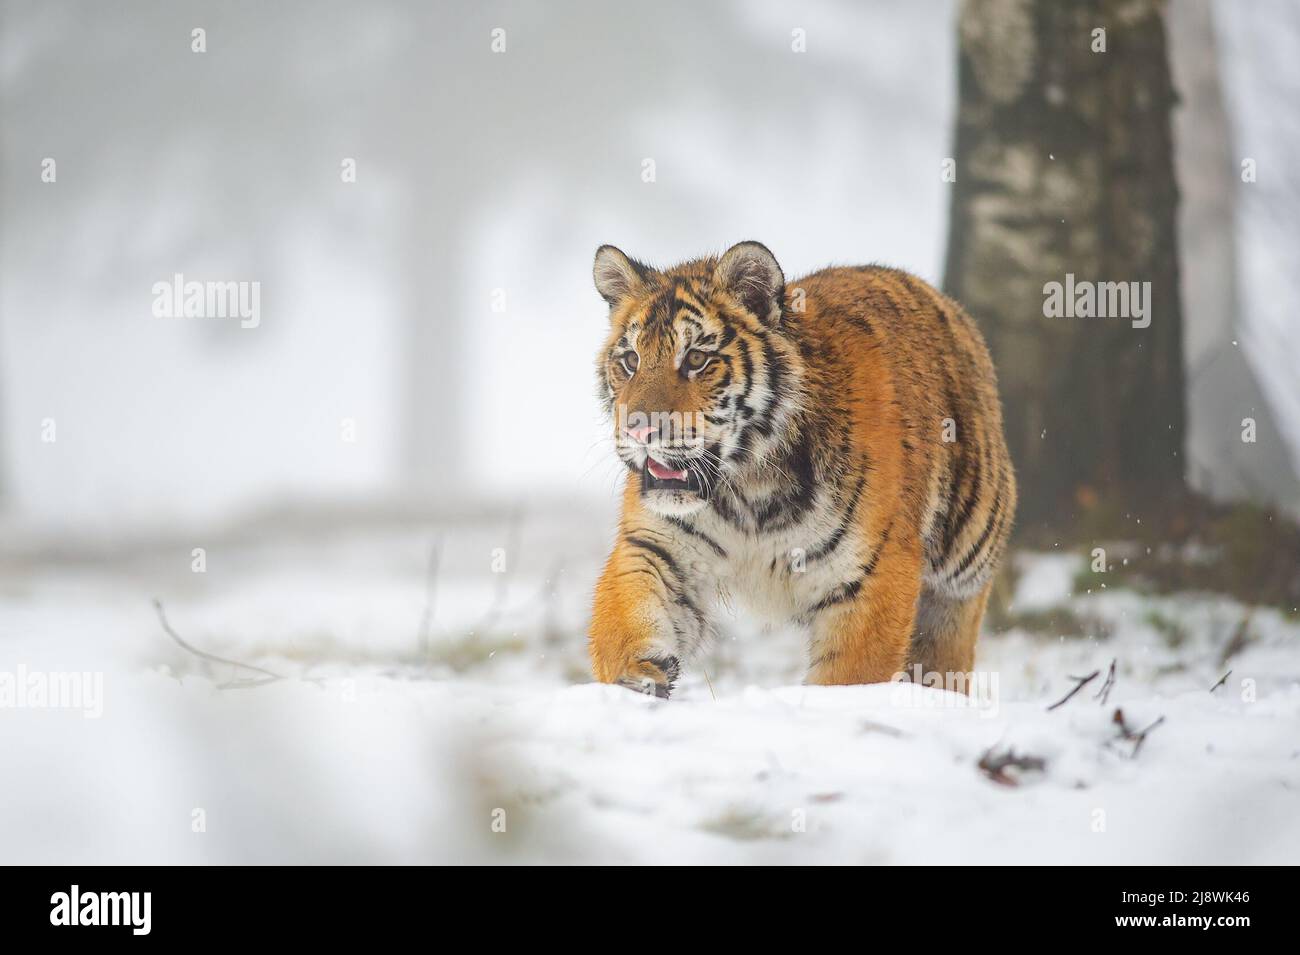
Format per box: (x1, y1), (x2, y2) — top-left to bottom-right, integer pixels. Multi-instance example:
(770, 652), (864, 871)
(588, 241), (1016, 698)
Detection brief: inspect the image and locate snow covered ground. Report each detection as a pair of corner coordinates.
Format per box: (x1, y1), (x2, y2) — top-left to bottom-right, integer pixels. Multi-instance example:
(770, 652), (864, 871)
(1, 506), (1297, 864)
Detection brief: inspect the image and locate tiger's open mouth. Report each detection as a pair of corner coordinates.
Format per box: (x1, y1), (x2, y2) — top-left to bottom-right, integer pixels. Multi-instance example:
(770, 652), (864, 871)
(642, 455), (703, 495)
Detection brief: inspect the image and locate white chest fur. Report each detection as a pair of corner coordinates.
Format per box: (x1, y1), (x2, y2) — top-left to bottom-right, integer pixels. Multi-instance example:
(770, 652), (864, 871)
(686, 495), (866, 626)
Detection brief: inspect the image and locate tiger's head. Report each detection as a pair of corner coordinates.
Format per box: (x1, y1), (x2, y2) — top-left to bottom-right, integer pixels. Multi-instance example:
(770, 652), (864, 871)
(593, 241), (802, 517)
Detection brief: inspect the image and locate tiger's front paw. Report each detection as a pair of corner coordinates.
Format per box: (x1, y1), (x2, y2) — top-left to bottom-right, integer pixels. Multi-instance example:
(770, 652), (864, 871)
(591, 640), (681, 699)
(613, 654), (681, 699)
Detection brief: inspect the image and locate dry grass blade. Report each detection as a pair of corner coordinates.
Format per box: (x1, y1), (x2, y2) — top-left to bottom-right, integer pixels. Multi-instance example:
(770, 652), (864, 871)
(153, 598), (284, 684)
(153, 598), (324, 690)
(1094, 658), (1117, 704)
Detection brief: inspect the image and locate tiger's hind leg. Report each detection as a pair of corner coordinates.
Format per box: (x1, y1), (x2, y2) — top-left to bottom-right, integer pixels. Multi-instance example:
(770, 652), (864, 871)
(905, 580), (992, 691)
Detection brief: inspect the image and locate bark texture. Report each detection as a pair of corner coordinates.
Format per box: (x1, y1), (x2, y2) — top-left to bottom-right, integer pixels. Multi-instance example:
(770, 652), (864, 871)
(944, 0), (1187, 531)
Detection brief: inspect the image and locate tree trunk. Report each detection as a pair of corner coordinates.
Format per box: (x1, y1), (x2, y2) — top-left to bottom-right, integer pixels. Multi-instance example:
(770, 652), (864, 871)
(1170, 0), (1300, 517)
(944, 0), (1187, 534)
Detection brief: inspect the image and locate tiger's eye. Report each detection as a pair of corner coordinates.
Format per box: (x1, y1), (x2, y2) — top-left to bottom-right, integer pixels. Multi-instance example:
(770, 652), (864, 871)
(684, 350), (710, 372)
(621, 351), (639, 374)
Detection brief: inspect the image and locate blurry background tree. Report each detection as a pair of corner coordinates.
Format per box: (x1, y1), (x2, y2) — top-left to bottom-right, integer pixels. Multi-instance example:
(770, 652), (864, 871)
(944, 0), (1186, 536)
(1169, 0), (1300, 524)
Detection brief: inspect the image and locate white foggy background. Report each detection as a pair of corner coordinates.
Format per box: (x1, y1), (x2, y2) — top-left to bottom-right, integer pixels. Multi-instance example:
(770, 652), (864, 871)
(0, 0), (959, 535)
(3, 0), (1294, 538)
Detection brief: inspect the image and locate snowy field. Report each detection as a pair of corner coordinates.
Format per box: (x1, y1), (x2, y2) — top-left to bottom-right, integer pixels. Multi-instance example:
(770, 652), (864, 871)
(1, 504), (1297, 865)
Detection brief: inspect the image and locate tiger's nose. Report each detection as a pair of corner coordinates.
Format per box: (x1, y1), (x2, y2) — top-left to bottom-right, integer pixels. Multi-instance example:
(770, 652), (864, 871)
(623, 424), (658, 444)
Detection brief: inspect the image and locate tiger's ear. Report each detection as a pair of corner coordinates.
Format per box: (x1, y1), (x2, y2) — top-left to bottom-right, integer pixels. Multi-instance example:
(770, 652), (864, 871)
(593, 245), (648, 306)
(713, 241), (784, 325)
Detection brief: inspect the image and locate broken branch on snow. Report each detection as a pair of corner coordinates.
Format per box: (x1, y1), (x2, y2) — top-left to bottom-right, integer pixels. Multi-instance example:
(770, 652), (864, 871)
(977, 746), (1047, 787)
(1047, 669), (1100, 711)
(1110, 707), (1166, 758)
(1094, 658), (1117, 705)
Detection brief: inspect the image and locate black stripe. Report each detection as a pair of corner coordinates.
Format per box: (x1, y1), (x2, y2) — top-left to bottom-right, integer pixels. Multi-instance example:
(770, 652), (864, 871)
(939, 468), (967, 550)
(762, 336), (787, 409)
(664, 516), (727, 558)
(646, 288), (678, 330)
(805, 475), (867, 561)
(862, 521), (893, 577)
(617, 555), (673, 595)
(612, 568), (668, 588)
(675, 285), (706, 310)
(673, 292), (705, 319)
(709, 488), (746, 529)
(736, 334), (756, 409)
(809, 648), (840, 669)
(949, 471), (1005, 580)
(730, 421), (756, 462)
(846, 314), (874, 338)
(954, 485), (1010, 587)
(804, 524), (893, 619)
(624, 534), (683, 581)
(942, 430), (983, 554)
(752, 493), (784, 530)
(807, 577), (863, 615)
(675, 592), (707, 638)
(754, 431), (817, 532)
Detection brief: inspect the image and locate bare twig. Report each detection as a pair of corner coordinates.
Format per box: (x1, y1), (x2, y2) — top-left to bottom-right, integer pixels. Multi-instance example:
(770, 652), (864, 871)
(1094, 658), (1117, 705)
(472, 507), (524, 635)
(1111, 708), (1166, 758)
(978, 746), (1047, 786)
(416, 536), (443, 658)
(1219, 610), (1254, 666)
(153, 598), (285, 688)
(1210, 669), (1232, 693)
(539, 559), (566, 648)
(860, 719), (905, 738)
(1047, 669), (1100, 711)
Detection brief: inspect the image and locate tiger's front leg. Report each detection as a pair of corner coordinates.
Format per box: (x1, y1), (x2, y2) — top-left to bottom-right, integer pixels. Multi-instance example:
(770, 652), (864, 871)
(588, 531), (708, 699)
(804, 530), (923, 685)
